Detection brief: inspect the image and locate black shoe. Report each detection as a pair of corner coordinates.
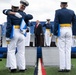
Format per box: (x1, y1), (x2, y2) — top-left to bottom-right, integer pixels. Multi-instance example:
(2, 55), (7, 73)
(10, 69), (17, 73)
(58, 69), (66, 72)
(25, 68), (27, 70)
(19, 70), (25, 72)
(0, 59), (2, 61)
(65, 70), (70, 72)
(19, 68), (27, 72)
(8, 67), (11, 70)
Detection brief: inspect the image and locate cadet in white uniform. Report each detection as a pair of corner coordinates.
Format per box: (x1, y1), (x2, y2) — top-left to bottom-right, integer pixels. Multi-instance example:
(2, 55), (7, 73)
(25, 23), (31, 46)
(43, 19), (53, 47)
(54, 1), (76, 72)
(3, 0), (33, 73)
(3, 0), (33, 71)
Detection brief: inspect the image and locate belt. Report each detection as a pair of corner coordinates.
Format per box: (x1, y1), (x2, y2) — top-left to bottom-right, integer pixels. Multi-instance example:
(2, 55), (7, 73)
(14, 25), (20, 29)
(46, 29), (50, 31)
(60, 24), (71, 27)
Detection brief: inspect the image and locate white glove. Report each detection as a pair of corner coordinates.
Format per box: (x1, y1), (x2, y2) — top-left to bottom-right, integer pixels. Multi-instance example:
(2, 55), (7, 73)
(54, 36), (58, 38)
(73, 36), (76, 38)
(6, 38), (11, 44)
(20, 30), (27, 37)
(15, 13), (22, 18)
(6, 38), (11, 41)
(20, 30), (26, 34)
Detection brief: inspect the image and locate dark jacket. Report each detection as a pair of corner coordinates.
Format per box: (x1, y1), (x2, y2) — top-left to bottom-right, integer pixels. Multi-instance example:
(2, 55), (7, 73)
(54, 8), (76, 36)
(3, 9), (33, 38)
(34, 24), (43, 35)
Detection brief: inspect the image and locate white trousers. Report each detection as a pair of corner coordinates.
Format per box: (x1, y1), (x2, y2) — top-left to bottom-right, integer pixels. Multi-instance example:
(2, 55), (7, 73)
(45, 30), (52, 46)
(25, 32), (30, 46)
(58, 27), (72, 70)
(6, 29), (26, 70)
(72, 37), (76, 47)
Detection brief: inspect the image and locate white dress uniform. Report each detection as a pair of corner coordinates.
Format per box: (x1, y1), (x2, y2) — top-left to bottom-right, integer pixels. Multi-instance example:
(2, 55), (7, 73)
(58, 27), (72, 70)
(3, 0), (33, 71)
(5, 11), (27, 70)
(72, 36), (76, 47)
(54, 1), (76, 71)
(45, 29), (52, 46)
(7, 28), (26, 70)
(25, 27), (30, 46)
(43, 20), (53, 47)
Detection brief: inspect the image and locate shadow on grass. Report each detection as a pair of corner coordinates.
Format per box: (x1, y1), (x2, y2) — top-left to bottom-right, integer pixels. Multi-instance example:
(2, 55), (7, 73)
(0, 67), (34, 75)
(46, 66), (76, 75)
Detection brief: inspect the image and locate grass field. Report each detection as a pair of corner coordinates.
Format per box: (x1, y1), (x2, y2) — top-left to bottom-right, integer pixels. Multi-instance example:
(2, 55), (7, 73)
(0, 58), (76, 75)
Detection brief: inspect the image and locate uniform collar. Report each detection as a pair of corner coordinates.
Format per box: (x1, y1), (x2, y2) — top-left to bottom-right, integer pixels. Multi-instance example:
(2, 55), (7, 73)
(62, 7), (66, 9)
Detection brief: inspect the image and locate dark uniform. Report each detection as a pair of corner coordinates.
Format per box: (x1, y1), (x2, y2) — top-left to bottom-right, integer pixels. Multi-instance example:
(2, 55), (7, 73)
(54, 8), (76, 36)
(34, 23), (43, 47)
(54, 2), (76, 71)
(3, 9), (33, 38)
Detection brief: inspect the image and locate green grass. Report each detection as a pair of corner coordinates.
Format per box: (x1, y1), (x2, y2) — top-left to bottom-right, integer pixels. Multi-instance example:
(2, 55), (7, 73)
(0, 59), (76, 75)
(46, 59), (76, 75)
(0, 59), (34, 75)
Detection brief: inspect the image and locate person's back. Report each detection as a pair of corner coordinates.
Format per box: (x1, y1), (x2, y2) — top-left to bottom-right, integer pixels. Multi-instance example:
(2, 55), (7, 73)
(54, 1), (76, 72)
(54, 2), (76, 36)
(6, 11), (25, 38)
(56, 8), (75, 24)
(5, 5), (27, 73)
